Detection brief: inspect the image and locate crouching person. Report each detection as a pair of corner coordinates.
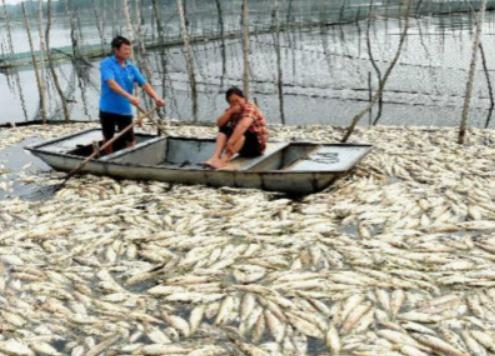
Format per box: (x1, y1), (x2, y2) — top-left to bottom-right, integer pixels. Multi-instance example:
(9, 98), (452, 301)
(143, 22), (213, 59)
(204, 87), (268, 169)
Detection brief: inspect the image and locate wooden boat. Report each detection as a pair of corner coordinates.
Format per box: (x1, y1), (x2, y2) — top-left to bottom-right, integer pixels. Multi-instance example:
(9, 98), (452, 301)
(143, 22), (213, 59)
(26, 128), (372, 195)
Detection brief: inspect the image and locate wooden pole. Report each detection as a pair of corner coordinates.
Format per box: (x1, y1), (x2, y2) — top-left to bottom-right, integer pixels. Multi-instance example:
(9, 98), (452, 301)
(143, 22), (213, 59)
(214, 0), (226, 89)
(92, 0), (106, 50)
(46, 0), (70, 122)
(37, 0), (48, 87)
(459, 0), (487, 144)
(242, 0), (250, 100)
(177, 0), (198, 122)
(1, 0), (14, 58)
(22, 2), (47, 124)
(273, 0), (285, 125)
(341, 0), (412, 143)
(123, 0), (134, 41)
(480, 42), (494, 129)
(57, 106), (158, 190)
(151, 0), (168, 95)
(366, 0), (383, 126)
(1, 0), (29, 122)
(65, 0), (80, 59)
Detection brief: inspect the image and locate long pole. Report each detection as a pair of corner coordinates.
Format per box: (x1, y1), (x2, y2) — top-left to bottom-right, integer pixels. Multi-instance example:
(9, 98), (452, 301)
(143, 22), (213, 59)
(46, 0), (70, 122)
(2, 0), (29, 121)
(459, 0), (488, 144)
(177, 0), (198, 122)
(58, 106), (158, 189)
(22, 2), (47, 124)
(242, 0), (250, 100)
(341, 0), (412, 143)
(273, 0), (285, 124)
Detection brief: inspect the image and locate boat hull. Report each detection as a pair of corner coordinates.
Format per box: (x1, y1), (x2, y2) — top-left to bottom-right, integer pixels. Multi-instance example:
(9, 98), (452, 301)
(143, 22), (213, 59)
(30, 150), (340, 195)
(26, 128), (371, 195)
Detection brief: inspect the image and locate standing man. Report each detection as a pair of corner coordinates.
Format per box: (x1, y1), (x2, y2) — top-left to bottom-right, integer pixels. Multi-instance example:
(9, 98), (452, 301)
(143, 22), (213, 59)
(99, 36), (165, 154)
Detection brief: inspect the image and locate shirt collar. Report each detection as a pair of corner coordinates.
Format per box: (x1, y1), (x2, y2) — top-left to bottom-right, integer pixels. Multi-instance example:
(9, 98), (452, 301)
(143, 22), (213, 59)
(112, 55), (130, 67)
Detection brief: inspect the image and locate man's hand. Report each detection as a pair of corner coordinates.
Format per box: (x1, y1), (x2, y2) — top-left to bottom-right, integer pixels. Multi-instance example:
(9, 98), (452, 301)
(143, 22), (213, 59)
(128, 95), (140, 107)
(154, 97), (166, 108)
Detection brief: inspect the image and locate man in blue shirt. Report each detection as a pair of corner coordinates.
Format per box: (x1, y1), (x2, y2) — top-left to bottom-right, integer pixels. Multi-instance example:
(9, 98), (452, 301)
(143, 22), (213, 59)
(99, 36), (165, 154)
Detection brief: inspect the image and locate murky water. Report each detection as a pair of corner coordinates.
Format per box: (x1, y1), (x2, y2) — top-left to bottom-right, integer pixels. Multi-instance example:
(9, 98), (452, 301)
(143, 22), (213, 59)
(1, 1), (495, 128)
(0, 138), (52, 200)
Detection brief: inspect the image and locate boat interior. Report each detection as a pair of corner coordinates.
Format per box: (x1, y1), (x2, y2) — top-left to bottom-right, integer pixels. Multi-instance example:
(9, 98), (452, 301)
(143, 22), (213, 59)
(30, 129), (372, 172)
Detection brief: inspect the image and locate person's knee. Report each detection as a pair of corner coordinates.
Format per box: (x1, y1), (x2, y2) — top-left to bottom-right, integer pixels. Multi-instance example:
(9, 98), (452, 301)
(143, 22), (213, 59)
(219, 126), (232, 137)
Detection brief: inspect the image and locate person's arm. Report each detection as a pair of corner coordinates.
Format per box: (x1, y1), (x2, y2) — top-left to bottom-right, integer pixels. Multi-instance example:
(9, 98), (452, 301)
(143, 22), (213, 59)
(100, 60), (140, 106)
(216, 108), (234, 128)
(142, 83), (166, 107)
(107, 80), (140, 106)
(133, 67), (165, 108)
(226, 116), (254, 155)
(216, 104), (243, 127)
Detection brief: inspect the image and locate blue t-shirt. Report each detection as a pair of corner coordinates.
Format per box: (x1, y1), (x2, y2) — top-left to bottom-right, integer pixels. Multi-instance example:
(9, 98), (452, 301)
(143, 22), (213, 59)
(99, 56), (146, 116)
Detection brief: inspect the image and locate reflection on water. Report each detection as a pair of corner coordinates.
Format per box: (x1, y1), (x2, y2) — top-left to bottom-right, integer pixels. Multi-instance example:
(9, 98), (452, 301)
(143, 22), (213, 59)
(1, 2), (495, 128)
(0, 138), (52, 201)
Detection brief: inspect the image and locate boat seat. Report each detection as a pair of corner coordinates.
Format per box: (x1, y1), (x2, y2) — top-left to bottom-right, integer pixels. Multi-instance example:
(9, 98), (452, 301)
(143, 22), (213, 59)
(221, 142), (289, 171)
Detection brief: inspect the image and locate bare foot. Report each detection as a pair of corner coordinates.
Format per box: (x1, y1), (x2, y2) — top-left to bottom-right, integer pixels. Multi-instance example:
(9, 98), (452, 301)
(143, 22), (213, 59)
(203, 157), (223, 169)
(203, 157), (216, 167)
(210, 158), (230, 170)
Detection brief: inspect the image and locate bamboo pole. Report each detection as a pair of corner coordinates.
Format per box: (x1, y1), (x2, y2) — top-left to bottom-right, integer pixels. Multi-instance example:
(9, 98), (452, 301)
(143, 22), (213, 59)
(112, 0), (117, 37)
(135, 0), (152, 81)
(135, 0), (156, 120)
(177, 0), (198, 122)
(38, 0), (48, 86)
(480, 42), (494, 128)
(92, 0), (106, 50)
(365, 0), (383, 126)
(459, 0), (487, 144)
(272, 0), (285, 125)
(150, 1), (166, 78)
(341, 0), (412, 143)
(151, 0), (168, 121)
(57, 106), (158, 190)
(65, 0), (80, 60)
(22, 2), (47, 124)
(1, 0), (28, 122)
(46, 0), (70, 122)
(214, 0), (226, 89)
(1, 0), (14, 59)
(242, 0), (250, 100)
(123, 0), (134, 41)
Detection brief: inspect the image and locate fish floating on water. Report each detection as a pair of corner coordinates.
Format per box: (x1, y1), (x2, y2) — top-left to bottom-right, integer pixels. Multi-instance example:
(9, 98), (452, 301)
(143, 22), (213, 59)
(0, 123), (494, 354)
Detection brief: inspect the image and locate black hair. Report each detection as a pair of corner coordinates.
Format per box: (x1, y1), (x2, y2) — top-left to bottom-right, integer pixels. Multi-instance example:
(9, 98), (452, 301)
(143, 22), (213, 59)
(226, 86), (245, 102)
(111, 36), (131, 50)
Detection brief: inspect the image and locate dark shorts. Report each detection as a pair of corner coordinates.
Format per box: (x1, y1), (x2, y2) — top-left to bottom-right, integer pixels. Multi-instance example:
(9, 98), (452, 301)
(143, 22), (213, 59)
(219, 125), (262, 158)
(99, 111), (134, 151)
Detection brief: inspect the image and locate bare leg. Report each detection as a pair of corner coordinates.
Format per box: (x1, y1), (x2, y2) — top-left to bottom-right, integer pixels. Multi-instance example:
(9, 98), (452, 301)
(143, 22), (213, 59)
(204, 132), (228, 167)
(211, 136), (246, 169)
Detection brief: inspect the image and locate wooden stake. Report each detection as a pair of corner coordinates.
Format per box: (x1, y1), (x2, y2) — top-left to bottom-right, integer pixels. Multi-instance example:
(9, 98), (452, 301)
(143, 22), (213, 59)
(22, 2), (47, 124)
(177, 0), (198, 122)
(459, 0), (487, 144)
(272, 0), (285, 125)
(242, 0), (250, 100)
(341, 0), (412, 143)
(46, 0), (70, 122)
